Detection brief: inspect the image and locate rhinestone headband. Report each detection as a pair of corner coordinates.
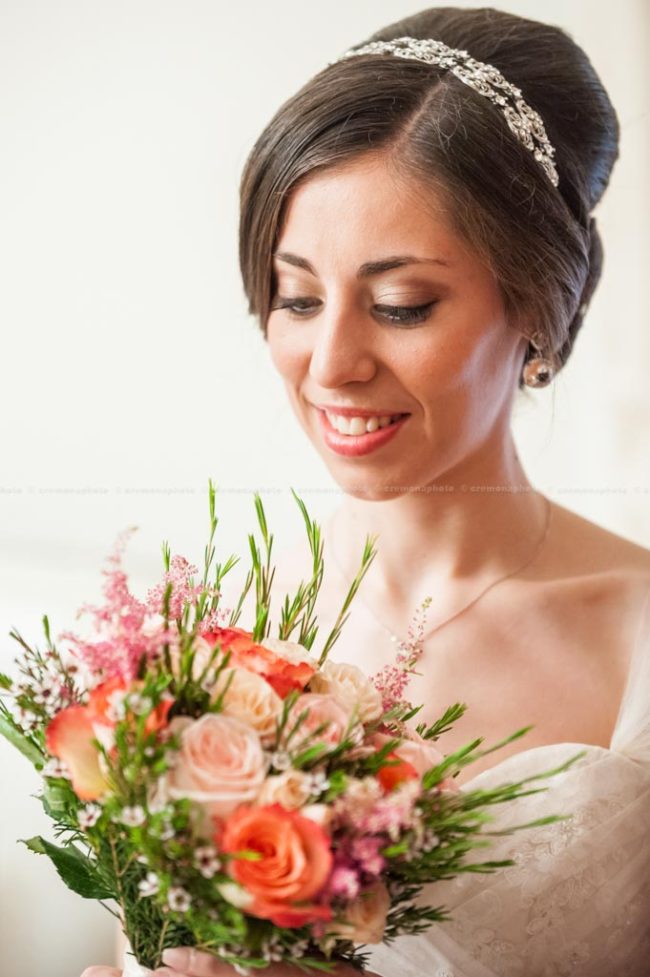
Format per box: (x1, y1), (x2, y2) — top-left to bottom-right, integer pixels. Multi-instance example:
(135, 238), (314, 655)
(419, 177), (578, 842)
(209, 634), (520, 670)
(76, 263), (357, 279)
(329, 36), (559, 188)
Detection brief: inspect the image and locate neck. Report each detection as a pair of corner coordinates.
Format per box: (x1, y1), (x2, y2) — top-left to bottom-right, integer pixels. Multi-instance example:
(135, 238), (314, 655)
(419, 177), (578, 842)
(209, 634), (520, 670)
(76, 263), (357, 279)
(326, 432), (549, 621)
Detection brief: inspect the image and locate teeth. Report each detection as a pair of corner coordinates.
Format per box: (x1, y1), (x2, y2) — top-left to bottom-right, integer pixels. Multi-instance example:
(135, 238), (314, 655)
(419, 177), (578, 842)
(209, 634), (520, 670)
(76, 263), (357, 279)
(325, 412), (403, 436)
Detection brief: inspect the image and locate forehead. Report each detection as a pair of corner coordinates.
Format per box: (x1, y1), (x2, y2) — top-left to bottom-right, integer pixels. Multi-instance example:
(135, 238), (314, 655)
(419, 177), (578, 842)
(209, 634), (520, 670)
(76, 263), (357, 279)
(275, 154), (463, 269)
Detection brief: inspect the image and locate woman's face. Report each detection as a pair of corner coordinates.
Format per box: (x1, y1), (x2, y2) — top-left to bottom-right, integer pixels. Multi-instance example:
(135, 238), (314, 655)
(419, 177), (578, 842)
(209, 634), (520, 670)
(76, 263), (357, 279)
(267, 153), (528, 500)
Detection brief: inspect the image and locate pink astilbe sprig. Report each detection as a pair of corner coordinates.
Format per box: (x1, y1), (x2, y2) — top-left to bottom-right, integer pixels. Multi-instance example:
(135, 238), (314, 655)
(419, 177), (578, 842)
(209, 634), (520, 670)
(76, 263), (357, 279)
(145, 555), (205, 620)
(371, 595), (432, 712)
(57, 527), (175, 683)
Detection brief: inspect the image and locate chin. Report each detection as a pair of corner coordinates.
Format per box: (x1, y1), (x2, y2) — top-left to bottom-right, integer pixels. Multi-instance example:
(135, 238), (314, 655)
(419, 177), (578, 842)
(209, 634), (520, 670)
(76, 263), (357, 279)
(324, 468), (414, 503)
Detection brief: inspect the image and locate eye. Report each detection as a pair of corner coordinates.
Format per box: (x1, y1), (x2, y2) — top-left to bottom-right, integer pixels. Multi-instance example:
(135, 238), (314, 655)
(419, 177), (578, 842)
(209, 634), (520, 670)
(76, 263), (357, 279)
(270, 297), (437, 327)
(374, 302), (436, 325)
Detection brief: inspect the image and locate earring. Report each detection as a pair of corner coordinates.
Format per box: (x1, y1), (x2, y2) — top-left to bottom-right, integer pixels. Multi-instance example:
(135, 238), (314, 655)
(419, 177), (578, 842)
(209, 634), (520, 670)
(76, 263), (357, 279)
(522, 331), (554, 388)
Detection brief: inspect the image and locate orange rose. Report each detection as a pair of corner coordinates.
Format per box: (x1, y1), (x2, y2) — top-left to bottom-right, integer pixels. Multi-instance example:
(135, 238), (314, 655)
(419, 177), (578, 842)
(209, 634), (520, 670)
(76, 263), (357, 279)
(374, 731), (458, 793)
(220, 803), (333, 927)
(203, 627), (315, 698)
(45, 679), (173, 801)
(376, 752), (419, 792)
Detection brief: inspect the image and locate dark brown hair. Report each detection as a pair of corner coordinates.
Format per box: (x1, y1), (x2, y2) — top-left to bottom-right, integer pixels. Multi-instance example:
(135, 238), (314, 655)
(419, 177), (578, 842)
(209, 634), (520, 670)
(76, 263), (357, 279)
(238, 6), (619, 388)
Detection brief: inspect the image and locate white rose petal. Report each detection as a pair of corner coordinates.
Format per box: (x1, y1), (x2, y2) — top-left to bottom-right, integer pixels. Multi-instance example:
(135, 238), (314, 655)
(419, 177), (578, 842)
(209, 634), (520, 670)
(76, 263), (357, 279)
(260, 636), (318, 670)
(309, 661), (383, 723)
(217, 881), (255, 910)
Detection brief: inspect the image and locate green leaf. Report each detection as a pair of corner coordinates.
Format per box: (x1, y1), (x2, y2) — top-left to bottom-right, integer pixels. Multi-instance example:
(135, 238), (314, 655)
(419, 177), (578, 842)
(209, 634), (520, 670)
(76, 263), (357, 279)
(20, 836), (115, 900)
(0, 713), (44, 766)
(41, 782), (72, 818)
(0, 673), (13, 691)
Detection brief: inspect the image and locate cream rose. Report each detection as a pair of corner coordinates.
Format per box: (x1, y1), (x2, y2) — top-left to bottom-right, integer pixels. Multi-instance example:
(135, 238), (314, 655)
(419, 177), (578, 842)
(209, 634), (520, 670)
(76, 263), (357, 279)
(213, 666), (283, 744)
(329, 882), (390, 944)
(309, 661), (383, 723)
(255, 769), (313, 810)
(165, 714), (268, 824)
(261, 636), (319, 670)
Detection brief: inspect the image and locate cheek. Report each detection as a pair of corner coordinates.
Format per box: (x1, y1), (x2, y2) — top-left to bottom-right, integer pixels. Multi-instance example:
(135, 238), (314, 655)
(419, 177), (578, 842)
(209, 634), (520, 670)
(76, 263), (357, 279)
(409, 311), (513, 399)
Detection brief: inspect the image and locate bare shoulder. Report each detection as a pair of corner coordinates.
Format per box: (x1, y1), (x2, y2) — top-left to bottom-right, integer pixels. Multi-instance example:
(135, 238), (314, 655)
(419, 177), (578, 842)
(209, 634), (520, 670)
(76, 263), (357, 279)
(542, 498), (650, 582)
(535, 500), (650, 669)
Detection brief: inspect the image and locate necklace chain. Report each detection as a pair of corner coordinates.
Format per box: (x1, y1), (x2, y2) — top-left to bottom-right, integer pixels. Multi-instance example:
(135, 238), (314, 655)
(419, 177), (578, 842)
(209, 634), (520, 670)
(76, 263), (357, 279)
(328, 494), (553, 645)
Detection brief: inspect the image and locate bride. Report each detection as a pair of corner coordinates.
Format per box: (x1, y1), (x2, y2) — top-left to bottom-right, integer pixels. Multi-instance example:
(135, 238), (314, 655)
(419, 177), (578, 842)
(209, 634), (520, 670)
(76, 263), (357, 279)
(82, 6), (650, 977)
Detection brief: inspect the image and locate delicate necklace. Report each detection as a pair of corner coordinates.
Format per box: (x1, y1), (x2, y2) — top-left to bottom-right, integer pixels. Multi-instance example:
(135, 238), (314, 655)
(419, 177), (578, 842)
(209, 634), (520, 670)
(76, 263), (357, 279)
(327, 494), (553, 645)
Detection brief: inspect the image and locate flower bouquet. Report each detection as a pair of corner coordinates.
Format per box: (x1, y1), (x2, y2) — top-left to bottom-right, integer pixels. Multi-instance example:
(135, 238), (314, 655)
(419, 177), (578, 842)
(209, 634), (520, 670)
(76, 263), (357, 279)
(0, 483), (583, 975)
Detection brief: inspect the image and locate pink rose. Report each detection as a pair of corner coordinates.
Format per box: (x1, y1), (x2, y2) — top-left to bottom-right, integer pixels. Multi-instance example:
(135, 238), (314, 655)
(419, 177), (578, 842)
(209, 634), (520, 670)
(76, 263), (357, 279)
(165, 714), (268, 823)
(287, 693), (353, 748)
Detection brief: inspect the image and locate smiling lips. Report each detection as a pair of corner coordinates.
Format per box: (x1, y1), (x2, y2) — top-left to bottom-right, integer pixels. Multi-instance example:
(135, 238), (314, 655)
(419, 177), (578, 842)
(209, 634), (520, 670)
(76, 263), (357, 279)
(314, 406), (410, 457)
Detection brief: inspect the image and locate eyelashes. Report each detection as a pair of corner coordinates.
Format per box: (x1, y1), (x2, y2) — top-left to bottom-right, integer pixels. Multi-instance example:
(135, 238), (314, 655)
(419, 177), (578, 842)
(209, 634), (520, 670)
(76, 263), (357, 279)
(270, 296), (437, 327)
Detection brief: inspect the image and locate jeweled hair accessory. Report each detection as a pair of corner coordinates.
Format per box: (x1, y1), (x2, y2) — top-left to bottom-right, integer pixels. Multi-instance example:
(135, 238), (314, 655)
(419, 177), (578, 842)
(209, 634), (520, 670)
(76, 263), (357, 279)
(329, 36), (559, 188)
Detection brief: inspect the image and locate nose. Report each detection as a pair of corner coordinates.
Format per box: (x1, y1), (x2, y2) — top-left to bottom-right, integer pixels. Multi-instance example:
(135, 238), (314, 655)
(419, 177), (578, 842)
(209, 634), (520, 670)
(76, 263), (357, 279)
(308, 300), (377, 388)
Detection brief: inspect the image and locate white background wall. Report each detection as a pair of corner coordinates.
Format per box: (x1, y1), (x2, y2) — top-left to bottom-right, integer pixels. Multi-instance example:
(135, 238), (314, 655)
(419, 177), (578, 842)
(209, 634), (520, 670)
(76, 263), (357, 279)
(1, 1), (648, 974)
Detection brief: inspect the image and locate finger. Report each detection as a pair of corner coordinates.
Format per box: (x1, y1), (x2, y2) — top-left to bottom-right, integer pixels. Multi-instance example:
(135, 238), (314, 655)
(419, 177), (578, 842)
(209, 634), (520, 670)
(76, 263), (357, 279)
(161, 947), (230, 976)
(80, 969), (122, 977)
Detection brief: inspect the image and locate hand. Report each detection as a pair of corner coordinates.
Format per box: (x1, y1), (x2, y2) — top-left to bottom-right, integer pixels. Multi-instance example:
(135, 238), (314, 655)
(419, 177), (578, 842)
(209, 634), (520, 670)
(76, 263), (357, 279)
(150, 947), (372, 976)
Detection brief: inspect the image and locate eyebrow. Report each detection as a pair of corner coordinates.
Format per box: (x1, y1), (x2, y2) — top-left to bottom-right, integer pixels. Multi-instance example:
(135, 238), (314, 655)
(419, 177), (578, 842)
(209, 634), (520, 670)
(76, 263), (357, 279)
(272, 252), (451, 278)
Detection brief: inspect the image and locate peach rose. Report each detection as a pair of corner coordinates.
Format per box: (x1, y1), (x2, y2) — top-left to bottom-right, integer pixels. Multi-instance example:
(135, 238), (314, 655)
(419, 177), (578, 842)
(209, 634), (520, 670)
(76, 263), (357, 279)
(309, 661), (383, 723)
(287, 693), (353, 749)
(45, 679), (173, 801)
(202, 627), (316, 698)
(213, 666), (283, 744)
(255, 769), (313, 810)
(328, 882), (390, 944)
(164, 714), (268, 822)
(220, 802), (333, 927)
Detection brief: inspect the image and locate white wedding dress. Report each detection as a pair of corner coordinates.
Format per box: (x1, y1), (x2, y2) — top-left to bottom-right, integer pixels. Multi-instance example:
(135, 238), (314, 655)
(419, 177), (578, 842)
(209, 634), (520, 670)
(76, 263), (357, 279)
(364, 631), (650, 977)
(257, 538), (650, 977)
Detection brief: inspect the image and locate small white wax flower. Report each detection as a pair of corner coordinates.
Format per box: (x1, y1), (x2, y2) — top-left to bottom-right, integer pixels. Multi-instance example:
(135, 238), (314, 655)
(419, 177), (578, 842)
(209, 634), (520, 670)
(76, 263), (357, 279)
(42, 758), (71, 780)
(157, 821), (174, 841)
(262, 944), (283, 963)
(78, 804), (102, 828)
(423, 830), (440, 852)
(126, 693), (153, 716)
(270, 750), (291, 771)
(105, 690), (127, 722)
(137, 872), (160, 898)
(33, 678), (62, 706)
(308, 770), (330, 794)
(167, 886), (192, 912)
(148, 796), (170, 816)
(233, 965), (252, 977)
(119, 805), (146, 827)
(194, 845), (222, 879)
